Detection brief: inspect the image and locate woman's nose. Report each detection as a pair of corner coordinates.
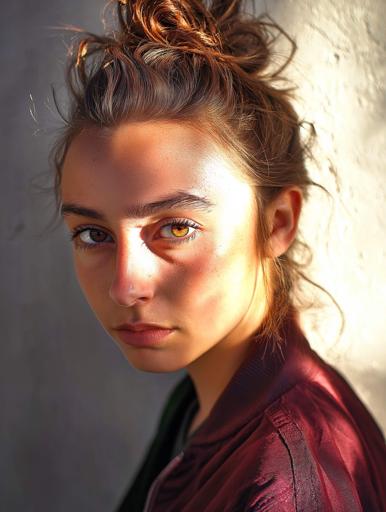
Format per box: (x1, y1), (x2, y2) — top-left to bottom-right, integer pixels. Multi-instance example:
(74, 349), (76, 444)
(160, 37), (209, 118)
(108, 232), (157, 307)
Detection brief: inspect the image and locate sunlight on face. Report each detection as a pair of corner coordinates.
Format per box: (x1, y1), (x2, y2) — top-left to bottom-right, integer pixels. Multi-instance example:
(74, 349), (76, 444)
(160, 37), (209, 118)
(60, 121), (267, 372)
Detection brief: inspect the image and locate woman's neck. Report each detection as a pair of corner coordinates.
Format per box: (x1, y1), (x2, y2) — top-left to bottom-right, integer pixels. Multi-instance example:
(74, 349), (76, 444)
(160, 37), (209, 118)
(186, 297), (267, 435)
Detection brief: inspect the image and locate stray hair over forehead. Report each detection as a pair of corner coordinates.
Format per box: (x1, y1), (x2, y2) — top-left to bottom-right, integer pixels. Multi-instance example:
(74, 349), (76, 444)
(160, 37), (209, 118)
(51, 0), (342, 345)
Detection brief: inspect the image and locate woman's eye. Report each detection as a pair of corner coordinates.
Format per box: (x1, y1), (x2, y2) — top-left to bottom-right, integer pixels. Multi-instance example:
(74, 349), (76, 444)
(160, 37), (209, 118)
(158, 220), (199, 243)
(71, 227), (113, 249)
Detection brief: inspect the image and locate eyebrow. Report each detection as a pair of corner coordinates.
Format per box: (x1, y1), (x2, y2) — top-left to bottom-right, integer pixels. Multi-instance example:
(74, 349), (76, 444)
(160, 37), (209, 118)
(60, 191), (215, 220)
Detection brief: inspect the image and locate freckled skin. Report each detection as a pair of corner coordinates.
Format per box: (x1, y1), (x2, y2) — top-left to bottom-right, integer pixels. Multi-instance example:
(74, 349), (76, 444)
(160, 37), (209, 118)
(61, 121), (272, 418)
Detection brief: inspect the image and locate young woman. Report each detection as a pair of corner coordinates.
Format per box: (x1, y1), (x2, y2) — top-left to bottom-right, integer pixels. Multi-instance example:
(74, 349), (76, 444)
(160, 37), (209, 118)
(53, 0), (386, 510)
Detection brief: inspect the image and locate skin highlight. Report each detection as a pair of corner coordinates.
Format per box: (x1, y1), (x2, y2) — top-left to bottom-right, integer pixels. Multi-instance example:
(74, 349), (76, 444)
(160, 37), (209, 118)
(60, 120), (302, 429)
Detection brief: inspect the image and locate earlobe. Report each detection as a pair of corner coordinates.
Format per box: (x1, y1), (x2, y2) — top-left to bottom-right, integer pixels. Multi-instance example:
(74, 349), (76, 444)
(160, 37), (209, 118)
(266, 187), (303, 258)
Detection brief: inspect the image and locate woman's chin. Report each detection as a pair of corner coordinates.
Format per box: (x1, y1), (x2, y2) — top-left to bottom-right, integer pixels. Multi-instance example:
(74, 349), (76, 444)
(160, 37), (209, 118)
(116, 343), (186, 373)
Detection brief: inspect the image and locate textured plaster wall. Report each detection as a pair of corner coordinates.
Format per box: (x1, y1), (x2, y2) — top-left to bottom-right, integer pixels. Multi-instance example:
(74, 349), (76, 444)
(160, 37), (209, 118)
(0, 1), (384, 511)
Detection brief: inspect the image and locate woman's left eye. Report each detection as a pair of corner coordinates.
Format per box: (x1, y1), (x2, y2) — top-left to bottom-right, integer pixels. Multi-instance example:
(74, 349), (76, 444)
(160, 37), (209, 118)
(157, 220), (199, 243)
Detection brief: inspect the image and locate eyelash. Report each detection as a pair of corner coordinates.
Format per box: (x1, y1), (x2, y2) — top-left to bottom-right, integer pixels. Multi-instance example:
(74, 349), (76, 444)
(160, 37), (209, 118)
(69, 218), (200, 251)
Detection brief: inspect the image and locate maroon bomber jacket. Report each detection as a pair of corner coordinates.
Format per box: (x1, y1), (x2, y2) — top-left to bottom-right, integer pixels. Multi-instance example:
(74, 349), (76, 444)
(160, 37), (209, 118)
(116, 314), (386, 511)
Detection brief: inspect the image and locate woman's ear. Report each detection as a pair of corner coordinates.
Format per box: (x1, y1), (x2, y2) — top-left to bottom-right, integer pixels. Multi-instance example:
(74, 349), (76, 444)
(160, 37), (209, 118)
(265, 187), (303, 258)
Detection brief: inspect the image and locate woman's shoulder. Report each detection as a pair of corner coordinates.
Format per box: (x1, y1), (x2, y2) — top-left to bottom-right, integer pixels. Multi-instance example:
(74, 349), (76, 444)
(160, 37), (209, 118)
(283, 350), (386, 462)
(242, 365), (386, 512)
(209, 373), (385, 512)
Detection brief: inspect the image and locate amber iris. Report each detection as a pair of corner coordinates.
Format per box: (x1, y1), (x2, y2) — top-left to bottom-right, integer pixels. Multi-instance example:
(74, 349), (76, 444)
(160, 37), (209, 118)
(171, 225), (189, 237)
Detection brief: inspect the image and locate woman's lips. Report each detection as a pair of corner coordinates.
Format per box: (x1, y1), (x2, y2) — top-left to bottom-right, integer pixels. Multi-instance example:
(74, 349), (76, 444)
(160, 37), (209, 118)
(114, 326), (175, 348)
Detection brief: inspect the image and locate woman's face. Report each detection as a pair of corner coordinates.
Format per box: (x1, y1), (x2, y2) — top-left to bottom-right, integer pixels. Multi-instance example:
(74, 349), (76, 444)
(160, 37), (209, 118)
(61, 121), (267, 372)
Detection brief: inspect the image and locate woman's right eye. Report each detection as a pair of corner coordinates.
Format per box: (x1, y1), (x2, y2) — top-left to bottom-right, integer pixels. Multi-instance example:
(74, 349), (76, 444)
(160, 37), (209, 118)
(70, 227), (114, 250)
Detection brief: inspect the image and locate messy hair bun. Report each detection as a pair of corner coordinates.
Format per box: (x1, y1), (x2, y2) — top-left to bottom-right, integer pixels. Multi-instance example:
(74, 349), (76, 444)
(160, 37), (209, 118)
(65, 0), (292, 123)
(114, 0), (272, 72)
(52, 0), (337, 345)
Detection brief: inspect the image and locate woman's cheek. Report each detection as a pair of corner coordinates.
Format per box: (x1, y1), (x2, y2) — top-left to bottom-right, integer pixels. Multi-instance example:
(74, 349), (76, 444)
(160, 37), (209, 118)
(167, 249), (239, 311)
(73, 253), (113, 309)
(178, 233), (258, 324)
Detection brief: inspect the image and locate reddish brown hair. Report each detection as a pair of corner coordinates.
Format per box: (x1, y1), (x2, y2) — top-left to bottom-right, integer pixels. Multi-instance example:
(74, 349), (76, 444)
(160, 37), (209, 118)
(52, 0), (340, 345)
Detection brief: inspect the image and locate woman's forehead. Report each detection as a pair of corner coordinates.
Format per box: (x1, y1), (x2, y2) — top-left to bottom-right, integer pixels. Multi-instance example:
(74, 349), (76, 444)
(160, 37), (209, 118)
(61, 121), (253, 206)
(66, 121), (216, 167)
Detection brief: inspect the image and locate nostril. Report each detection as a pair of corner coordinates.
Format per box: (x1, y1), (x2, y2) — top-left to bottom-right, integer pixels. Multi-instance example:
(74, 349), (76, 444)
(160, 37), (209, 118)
(109, 279), (154, 307)
(115, 296), (148, 307)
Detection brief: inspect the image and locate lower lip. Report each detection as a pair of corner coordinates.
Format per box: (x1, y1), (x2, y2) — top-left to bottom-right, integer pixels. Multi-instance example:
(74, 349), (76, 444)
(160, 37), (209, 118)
(115, 328), (175, 348)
